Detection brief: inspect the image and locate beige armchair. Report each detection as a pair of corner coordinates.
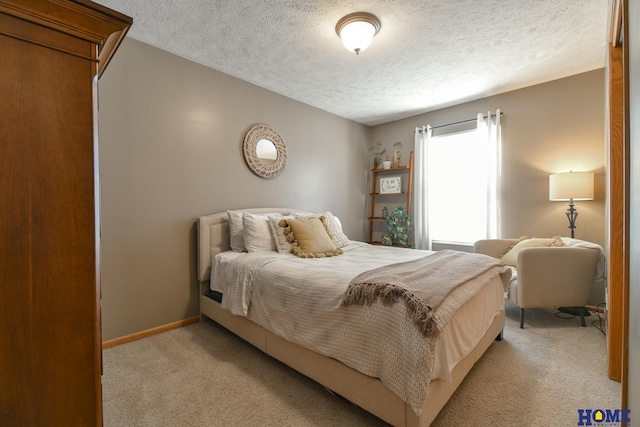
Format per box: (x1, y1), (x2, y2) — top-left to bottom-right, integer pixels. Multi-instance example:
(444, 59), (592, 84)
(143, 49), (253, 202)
(474, 238), (601, 328)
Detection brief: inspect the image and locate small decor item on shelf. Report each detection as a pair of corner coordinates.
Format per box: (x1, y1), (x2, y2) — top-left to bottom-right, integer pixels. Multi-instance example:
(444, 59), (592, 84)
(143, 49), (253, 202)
(382, 160), (392, 169)
(369, 141), (386, 169)
(391, 151), (400, 168)
(391, 141), (402, 168)
(382, 206), (388, 218)
(386, 206), (412, 247)
(380, 176), (402, 194)
(381, 233), (393, 246)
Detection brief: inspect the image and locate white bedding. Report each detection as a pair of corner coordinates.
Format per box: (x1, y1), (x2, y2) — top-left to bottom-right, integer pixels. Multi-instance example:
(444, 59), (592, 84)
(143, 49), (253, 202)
(210, 241), (506, 414)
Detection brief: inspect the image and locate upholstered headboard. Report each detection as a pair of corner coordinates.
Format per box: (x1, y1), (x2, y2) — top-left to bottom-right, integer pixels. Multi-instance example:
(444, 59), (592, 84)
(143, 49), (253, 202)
(197, 208), (308, 283)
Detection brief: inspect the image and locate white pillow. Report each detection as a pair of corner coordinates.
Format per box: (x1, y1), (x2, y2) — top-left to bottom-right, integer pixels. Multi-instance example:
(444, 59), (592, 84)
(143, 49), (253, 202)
(501, 236), (565, 267)
(269, 215), (295, 254)
(294, 211), (350, 248)
(227, 210), (246, 252)
(243, 212), (281, 252)
(322, 212), (350, 248)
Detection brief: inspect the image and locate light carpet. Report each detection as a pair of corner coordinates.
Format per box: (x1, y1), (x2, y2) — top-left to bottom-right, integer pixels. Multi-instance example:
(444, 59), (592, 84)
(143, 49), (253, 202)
(103, 304), (620, 426)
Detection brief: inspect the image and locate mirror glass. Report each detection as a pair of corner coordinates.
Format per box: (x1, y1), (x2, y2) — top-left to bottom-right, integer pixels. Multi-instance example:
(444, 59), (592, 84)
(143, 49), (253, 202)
(256, 139), (277, 164)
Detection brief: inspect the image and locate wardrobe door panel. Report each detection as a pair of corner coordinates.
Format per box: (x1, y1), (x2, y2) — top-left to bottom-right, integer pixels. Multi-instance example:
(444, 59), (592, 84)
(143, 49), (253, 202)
(1, 27), (99, 426)
(0, 1), (131, 425)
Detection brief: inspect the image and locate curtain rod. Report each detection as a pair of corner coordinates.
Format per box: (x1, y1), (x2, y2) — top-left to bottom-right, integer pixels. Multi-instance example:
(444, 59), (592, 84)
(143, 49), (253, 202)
(419, 111), (503, 132)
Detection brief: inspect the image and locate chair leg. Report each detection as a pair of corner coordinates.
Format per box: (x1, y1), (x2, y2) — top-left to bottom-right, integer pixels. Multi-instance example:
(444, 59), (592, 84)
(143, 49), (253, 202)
(520, 308), (525, 329)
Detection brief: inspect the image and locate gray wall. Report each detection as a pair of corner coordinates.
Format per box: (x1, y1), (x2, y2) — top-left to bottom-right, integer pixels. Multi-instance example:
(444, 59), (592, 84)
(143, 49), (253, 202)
(370, 69), (606, 249)
(98, 38), (371, 340)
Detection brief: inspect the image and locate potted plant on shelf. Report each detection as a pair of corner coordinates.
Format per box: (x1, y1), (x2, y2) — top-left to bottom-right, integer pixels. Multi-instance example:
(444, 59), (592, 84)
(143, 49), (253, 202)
(369, 141), (386, 169)
(383, 206), (412, 247)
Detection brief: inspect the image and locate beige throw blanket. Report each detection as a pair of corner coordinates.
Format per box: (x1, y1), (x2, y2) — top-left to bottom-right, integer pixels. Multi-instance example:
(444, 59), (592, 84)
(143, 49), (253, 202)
(342, 250), (511, 337)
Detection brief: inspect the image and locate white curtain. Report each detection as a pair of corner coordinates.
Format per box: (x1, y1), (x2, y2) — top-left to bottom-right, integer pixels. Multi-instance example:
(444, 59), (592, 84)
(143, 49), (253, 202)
(479, 109), (502, 239)
(413, 125), (432, 250)
(413, 110), (502, 249)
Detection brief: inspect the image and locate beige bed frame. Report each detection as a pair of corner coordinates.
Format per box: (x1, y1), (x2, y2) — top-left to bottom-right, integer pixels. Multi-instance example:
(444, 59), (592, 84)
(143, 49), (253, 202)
(197, 208), (505, 427)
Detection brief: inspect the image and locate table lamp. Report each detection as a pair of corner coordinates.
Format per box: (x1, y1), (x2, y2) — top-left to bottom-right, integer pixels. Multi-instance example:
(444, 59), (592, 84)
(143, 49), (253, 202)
(549, 171), (594, 238)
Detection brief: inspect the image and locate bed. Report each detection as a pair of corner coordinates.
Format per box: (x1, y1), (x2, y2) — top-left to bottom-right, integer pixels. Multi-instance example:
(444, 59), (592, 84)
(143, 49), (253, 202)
(197, 208), (509, 426)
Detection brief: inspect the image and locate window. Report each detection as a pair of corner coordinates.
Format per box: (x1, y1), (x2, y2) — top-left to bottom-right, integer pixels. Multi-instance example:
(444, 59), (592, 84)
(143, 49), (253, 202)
(427, 128), (490, 244)
(414, 111), (501, 250)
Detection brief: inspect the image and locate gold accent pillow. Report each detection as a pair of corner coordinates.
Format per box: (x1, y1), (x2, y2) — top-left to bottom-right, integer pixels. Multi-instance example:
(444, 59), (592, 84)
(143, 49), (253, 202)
(284, 217), (343, 258)
(294, 211), (350, 248)
(501, 236), (565, 266)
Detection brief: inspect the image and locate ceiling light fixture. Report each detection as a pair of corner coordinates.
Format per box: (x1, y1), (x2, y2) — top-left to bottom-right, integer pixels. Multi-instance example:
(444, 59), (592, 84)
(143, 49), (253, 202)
(335, 12), (381, 55)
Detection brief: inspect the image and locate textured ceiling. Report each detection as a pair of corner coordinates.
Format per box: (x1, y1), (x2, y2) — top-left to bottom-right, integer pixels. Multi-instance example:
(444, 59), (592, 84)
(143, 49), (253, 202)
(97, 0), (608, 126)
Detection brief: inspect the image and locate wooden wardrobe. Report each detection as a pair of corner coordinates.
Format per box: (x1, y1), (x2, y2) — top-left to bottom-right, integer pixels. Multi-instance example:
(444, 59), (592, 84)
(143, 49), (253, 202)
(0, 1), (131, 425)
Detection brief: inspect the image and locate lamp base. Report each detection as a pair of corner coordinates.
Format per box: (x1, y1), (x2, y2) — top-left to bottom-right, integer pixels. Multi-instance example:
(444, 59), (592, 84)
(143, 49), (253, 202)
(557, 306), (591, 327)
(565, 201), (578, 239)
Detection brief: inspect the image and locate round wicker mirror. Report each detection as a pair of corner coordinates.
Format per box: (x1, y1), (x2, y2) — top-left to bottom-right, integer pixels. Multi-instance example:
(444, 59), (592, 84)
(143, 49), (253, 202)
(243, 124), (287, 178)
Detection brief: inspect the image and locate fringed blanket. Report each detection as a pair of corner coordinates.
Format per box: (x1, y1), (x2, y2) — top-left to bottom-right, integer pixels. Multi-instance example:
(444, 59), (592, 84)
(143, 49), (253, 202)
(342, 250), (511, 337)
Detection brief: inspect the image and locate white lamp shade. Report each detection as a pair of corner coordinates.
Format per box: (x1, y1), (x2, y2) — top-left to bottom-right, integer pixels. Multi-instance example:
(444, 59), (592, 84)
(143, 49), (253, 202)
(339, 21), (376, 53)
(549, 172), (594, 201)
